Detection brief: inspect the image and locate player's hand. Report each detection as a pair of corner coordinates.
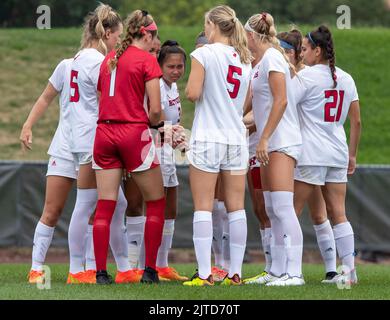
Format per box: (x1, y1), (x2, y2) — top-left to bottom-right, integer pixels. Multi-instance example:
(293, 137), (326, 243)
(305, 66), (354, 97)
(348, 156), (356, 175)
(20, 125), (33, 151)
(256, 137), (269, 166)
(172, 125), (186, 149)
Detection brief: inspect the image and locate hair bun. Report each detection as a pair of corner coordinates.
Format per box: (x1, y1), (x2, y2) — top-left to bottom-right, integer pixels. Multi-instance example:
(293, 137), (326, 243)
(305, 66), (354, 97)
(162, 40), (179, 47)
(318, 25), (330, 34)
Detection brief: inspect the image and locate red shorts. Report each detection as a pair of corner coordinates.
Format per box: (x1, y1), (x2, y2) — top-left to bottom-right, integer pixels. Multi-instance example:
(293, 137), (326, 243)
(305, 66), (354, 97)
(250, 167), (262, 190)
(93, 122), (159, 173)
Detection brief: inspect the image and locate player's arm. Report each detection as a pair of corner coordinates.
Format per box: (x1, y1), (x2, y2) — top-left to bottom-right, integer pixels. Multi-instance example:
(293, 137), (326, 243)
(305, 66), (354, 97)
(146, 78), (162, 126)
(256, 71), (287, 165)
(185, 58), (204, 102)
(347, 100), (361, 175)
(243, 83), (253, 116)
(20, 83), (59, 151)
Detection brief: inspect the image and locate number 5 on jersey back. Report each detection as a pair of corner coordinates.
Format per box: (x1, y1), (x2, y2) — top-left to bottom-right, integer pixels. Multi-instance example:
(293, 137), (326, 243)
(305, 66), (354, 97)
(70, 70), (79, 102)
(227, 65), (242, 99)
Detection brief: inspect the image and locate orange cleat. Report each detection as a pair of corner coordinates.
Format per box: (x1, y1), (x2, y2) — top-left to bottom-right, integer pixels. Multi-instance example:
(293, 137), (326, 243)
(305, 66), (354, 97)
(115, 269), (142, 284)
(83, 270), (97, 283)
(157, 267), (189, 281)
(67, 271), (96, 284)
(211, 266), (228, 282)
(28, 270), (45, 284)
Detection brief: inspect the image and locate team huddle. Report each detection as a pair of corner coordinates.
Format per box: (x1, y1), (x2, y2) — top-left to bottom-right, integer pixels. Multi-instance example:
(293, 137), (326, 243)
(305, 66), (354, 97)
(20, 4), (361, 287)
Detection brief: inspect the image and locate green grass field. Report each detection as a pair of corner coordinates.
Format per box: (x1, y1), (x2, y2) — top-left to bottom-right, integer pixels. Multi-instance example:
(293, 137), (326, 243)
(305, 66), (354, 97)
(0, 263), (389, 300)
(0, 26), (389, 163)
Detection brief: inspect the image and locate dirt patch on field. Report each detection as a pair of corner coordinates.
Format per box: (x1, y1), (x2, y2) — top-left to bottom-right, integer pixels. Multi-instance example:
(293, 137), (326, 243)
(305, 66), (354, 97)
(1, 247), (389, 265)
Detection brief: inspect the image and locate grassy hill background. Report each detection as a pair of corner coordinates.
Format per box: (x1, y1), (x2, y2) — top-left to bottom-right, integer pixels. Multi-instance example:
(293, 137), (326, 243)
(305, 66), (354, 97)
(0, 26), (389, 163)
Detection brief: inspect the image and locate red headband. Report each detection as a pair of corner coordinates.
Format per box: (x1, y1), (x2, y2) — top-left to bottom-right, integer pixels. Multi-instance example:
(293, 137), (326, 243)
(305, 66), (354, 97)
(261, 12), (267, 21)
(140, 21), (158, 34)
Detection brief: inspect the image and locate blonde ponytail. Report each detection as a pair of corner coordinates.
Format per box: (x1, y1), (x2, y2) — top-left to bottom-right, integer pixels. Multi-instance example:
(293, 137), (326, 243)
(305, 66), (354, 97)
(80, 3), (121, 55)
(206, 5), (251, 64)
(246, 13), (296, 76)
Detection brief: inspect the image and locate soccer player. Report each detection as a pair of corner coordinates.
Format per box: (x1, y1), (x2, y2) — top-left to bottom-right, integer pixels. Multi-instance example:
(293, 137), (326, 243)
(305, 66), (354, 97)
(294, 25), (361, 285)
(67, 4), (134, 284)
(277, 29), (338, 283)
(153, 40), (189, 281)
(243, 12), (304, 286)
(20, 58), (76, 284)
(93, 9), (165, 284)
(194, 29), (230, 282)
(183, 5), (252, 286)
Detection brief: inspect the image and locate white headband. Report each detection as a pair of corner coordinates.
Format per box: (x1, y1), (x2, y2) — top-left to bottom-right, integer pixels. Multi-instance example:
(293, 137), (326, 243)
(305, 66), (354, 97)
(244, 21), (265, 37)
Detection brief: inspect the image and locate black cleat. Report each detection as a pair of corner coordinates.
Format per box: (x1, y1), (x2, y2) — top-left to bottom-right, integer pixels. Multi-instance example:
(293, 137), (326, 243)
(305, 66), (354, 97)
(141, 267), (159, 284)
(321, 271), (339, 283)
(96, 270), (113, 285)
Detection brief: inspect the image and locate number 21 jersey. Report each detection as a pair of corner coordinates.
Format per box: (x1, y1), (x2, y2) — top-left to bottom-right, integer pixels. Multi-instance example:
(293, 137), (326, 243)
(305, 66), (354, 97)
(294, 64), (359, 168)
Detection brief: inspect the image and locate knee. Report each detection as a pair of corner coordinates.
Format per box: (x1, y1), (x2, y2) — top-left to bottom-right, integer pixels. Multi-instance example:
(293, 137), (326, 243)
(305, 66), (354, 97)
(41, 203), (63, 227)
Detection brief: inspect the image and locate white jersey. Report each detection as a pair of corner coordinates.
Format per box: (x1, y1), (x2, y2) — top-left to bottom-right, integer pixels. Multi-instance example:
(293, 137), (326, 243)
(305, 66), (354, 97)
(190, 43), (252, 145)
(47, 59), (73, 160)
(160, 79), (181, 125)
(251, 47), (302, 152)
(294, 64), (359, 168)
(68, 48), (104, 153)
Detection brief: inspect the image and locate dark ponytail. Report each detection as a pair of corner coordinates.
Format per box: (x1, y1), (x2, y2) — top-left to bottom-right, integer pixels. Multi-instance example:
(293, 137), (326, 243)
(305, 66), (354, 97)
(157, 40), (187, 67)
(306, 25), (337, 88)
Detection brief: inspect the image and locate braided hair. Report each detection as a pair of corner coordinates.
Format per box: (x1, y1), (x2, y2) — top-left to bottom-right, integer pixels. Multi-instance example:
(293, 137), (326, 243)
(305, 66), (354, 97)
(108, 10), (157, 71)
(306, 25), (337, 88)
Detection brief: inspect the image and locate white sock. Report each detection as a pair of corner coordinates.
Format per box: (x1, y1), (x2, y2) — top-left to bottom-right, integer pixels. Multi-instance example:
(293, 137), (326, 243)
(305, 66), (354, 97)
(68, 189), (97, 274)
(138, 240), (145, 270)
(228, 210), (247, 278)
(220, 203), (230, 271)
(333, 221), (355, 274)
(211, 200), (224, 268)
(126, 215), (146, 269)
(193, 211), (213, 279)
(314, 220), (337, 273)
(270, 191), (303, 277)
(109, 187), (130, 272)
(260, 228), (272, 273)
(85, 224), (96, 271)
(31, 221), (55, 271)
(264, 191), (286, 277)
(156, 219), (175, 268)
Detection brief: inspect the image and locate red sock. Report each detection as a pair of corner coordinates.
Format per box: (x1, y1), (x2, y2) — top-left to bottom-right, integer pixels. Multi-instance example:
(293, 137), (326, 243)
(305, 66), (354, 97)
(144, 197), (165, 270)
(93, 199), (116, 271)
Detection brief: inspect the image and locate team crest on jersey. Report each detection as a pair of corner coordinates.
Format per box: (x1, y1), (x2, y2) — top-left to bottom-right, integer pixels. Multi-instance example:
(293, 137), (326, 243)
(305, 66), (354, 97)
(233, 52), (237, 58)
(253, 71), (259, 79)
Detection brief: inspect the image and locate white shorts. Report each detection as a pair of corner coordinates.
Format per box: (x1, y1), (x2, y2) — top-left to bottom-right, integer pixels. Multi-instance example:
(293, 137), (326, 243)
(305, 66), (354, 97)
(187, 141), (249, 173)
(294, 166), (348, 185)
(162, 172), (179, 188)
(271, 145), (302, 162)
(72, 152), (93, 166)
(46, 156), (78, 179)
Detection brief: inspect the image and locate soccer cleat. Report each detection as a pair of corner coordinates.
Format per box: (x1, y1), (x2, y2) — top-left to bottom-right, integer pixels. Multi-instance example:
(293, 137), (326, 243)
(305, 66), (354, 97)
(67, 271), (96, 284)
(321, 271), (339, 284)
(183, 272), (214, 287)
(115, 269), (142, 284)
(83, 270), (97, 283)
(221, 274), (242, 286)
(243, 271), (268, 284)
(244, 272), (282, 285)
(265, 274), (305, 287)
(141, 267), (160, 284)
(28, 270), (45, 284)
(157, 267), (189, 281)
(211, 266), (228, 282)
(96, 270), (113, 285)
